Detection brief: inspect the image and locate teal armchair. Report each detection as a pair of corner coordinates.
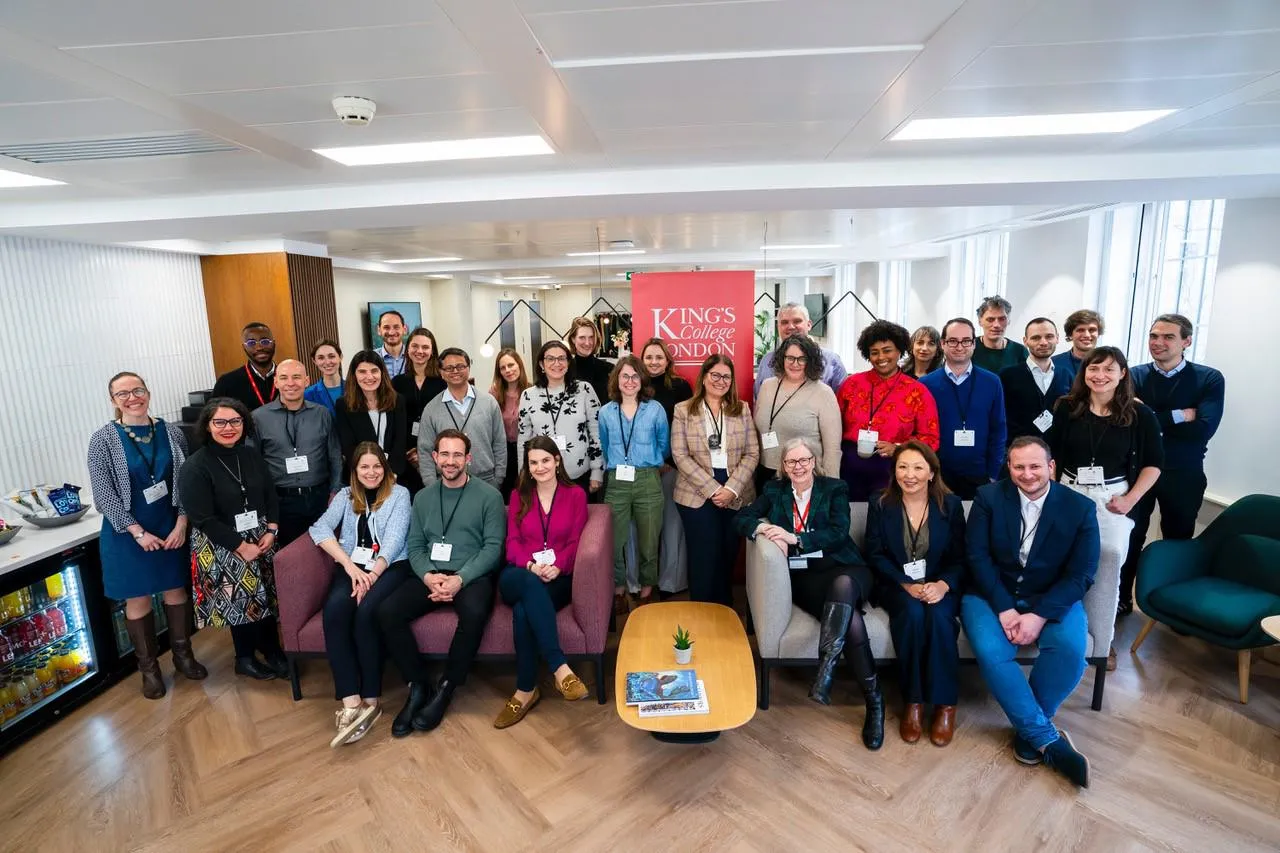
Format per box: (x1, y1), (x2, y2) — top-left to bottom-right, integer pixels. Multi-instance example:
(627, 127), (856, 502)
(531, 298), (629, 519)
(1130, 494), (1280, 702)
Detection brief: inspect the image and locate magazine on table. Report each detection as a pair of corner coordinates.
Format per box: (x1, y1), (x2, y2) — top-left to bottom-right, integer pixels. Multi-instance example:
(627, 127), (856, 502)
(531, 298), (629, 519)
(638, 680), (709, 717)
(624, 670), (699, 704)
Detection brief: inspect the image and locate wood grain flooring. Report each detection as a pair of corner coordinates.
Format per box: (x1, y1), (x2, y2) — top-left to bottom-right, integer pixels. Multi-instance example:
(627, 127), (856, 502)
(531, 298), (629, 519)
(1, 609), (1278, 853)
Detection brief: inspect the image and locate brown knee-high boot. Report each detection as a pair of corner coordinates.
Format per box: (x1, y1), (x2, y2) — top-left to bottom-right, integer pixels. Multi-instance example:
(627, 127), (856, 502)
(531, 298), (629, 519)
(125, 611), (166, 700)
(164, 600), (208, 680)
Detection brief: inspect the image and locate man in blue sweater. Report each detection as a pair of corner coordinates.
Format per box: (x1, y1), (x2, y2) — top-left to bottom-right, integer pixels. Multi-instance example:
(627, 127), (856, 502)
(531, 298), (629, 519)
(1118, 314), (1226, 615)
(920, 318), (1008, 499)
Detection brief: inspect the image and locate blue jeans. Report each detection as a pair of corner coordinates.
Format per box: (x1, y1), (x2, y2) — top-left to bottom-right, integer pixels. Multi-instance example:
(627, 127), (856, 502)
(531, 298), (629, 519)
(960, 595), (1088, 750)
(498, 565), (572, 692)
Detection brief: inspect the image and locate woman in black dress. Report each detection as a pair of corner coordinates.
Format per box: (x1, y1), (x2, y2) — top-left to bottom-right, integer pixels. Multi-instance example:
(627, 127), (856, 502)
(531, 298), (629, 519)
(334, 351), (409, 482)
(178, 398), (286, 680)
(391, 328), (446, 496)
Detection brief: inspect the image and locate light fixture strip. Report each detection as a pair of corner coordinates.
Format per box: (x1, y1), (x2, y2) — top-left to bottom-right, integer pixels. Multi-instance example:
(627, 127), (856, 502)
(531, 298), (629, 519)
(552, 44), (922, 70)
(314, 135), (554, 166)
(565, 249), (647, 257)
(760, 244), (841, 251)
(892, 109), (1177, 141)
(385, 257), (463, 264)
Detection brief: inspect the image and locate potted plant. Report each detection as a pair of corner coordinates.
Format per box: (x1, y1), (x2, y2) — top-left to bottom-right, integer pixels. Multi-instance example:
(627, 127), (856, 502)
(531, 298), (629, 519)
(672, 625), (693, 665)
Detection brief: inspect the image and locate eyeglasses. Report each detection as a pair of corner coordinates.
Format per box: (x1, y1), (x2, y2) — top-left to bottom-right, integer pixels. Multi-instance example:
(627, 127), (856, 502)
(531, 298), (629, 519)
(942, 338), (975, 348)
(543, 355), (569, 365)
(211, 417), (244, 429)
(783, 456), (815, 468)
(707, 371), (733, 384)
(618, 374), (641, 383)
(440, 364), (469, 373)
(111, 388), (149, 401)
(783, 355), (808, 365)
(244, 338), (274, 348)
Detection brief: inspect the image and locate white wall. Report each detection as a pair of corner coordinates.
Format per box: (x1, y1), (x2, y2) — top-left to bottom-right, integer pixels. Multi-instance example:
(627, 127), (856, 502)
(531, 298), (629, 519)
(1004, 218), (1090, 348)
(0, 236), (213, 495)
(332, 268), (434, 360)
(1201, 197), (1280, 503)
(906, 257), (950, 331)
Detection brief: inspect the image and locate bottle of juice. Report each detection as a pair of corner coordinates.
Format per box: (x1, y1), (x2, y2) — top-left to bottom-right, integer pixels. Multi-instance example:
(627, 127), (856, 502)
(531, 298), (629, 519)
(45, 572), (65, 601)
(10, 674), (30, 711)
(2, 591), (24, 620)
(22, 668), (41, 702)
(54, 650), (76, 685)
(35, 656), (56, 696)
(17, 586), (33, 615)
(0, 681), (15, 721)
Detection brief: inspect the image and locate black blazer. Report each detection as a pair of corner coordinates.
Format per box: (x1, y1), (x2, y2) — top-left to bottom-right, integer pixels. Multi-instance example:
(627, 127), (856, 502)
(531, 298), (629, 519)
(391, 372), (447, 428)
(999, 362), (1072, 444)
(865, 492), (967, 590)
(333, 396), (409, 480)
(733, 476), (865, 566)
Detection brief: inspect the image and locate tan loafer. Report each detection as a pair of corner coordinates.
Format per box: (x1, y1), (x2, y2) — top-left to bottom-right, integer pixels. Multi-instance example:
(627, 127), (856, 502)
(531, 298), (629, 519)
(556, 672), (589, 701)
(494, 688), (541, 729)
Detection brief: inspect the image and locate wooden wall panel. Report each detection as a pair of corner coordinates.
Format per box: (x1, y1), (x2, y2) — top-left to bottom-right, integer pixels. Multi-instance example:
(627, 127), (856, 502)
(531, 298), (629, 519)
(200, 253), (297, 375)
(286, 253), (339, 382)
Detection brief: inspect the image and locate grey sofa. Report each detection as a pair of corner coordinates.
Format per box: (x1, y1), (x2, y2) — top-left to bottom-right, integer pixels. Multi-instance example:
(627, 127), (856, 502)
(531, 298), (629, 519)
(745, 501), (1116, 711)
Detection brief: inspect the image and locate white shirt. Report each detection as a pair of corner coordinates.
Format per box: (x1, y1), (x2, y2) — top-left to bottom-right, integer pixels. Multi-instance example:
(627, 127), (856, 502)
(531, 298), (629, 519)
(445, 383), (475, 414)
(945, 363), (972, 385)
(791, 485), (812, 532)
(1026, 356), (1055, 395)
(1017, 487), (1049, 567)
(367, 410), (387, 446)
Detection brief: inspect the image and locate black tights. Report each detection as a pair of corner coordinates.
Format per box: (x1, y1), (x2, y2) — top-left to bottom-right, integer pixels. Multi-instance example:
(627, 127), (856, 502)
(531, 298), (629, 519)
(230, 616), (282, 659)
(826, 575), (875, 681)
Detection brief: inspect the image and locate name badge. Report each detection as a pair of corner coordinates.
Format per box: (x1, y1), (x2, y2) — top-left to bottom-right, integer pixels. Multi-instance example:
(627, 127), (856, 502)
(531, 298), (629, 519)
(761, 430), (779, 450)
(953, 429), (976, 447)
(553, 434), (568, 451)
(285, 455), (310, 474)
(350, 546), (375, 566)
(788, 550), (823, 570)
(142, 481), (169, 505)
(709, 449), (729, 469)
(856, 428), (878, 457)
(1076, 465), (1105, 486)
(532, 548), (556, 566)
(616, 464), (636, 482)
(904, 559), (928, 581)
(411, 421), (420, 437)
(430, 542), (453, 562)
(1033, 410), (1054, 433)
(234, 510), (259, 533)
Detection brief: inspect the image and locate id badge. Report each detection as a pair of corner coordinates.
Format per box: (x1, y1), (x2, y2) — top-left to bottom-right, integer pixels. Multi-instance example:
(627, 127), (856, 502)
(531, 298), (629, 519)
(234, 510), (259, 533)
(142, 481), (169, 505)
(350, 546), (375, 566)
(1076, 465), (1105, 486)
(532, 548), (556, 566)
(710, 449), (729, 469)
(553, 434), (568, 452)
(857, 428), (878, 457)
(761, 431), (779, 450)
(411, 421), (421, 437)
(285, 455), (309, 474)
(788, 557), (810, 570)
(430, 541), (453, 562)
(953, 429), (976, 447)
(904, 559), (927, 581)
(1033, 410), (1054, 433)
(616, 464), (637, 482)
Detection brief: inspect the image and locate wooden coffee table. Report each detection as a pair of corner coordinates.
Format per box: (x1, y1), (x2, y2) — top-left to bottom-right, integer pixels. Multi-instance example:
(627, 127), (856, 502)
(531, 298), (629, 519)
(614, 601), (756, 743)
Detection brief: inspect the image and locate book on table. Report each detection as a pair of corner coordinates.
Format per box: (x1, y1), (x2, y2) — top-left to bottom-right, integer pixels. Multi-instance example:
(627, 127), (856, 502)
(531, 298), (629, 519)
(624, 670), (698, 704)
(638, 680), (709, 717)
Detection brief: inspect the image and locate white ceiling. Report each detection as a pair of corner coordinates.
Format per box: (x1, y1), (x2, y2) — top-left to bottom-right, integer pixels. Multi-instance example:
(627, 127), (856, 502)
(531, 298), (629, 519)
(0, 0), (1279, 274)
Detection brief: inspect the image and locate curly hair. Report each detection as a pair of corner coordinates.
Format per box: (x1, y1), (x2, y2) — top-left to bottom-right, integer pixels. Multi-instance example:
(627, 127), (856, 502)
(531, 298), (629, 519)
(769, 334), (824, 382)
(857, 320), (911, 360)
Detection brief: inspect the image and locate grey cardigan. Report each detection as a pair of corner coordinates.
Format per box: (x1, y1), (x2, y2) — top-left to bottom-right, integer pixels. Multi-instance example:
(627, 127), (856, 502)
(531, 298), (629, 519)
(416, 389), (507, 488)
(87, 420), (188, 533)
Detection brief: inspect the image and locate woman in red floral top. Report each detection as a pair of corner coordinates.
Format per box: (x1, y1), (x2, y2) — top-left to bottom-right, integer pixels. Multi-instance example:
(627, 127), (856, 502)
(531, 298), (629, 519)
(837, 321), (941, 500)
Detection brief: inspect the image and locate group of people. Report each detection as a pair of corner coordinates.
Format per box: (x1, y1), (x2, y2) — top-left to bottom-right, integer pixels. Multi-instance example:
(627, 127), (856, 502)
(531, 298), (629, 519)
(87, 297), (1223, 783)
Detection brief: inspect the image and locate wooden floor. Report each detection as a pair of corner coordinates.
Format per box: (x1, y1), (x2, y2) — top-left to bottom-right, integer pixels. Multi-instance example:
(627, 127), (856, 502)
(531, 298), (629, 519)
(2, 610), (1278, 853)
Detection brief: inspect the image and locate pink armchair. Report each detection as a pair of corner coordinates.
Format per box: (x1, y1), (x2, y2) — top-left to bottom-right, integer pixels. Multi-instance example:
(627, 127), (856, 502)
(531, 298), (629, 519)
(276, 505), (614, 702)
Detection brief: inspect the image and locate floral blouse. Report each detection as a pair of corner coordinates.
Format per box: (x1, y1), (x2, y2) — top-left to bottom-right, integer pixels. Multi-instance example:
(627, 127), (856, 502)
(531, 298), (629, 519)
(516, 381), (604, 482)
(836, 369), (941, 448)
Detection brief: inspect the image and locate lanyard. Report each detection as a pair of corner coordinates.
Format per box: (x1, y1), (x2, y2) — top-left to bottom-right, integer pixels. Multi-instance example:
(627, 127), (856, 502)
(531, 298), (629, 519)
(769, 381), (806, 429)
(1020, 506), (1040, 553)
(535, 485), (558, 547)
(437, 481), (466, 541)
(792, 494), (811, 533)
(445, 393), (475, 432)
(867, 373), (901, 426)
(371, 410), (386, 445)
(215, 454), (249, 509)
(245, 365), (277, 407)
(120, 419), (160, 483)
(906, 506), (928, 560)
(704, 401), (724, 447)
(1084, 415), (1111, 466)
(947, 370), (976, 427)
(616, 405), (637, 461)
(284, 409), (300, 453)
(361, 509), (381, 554)
(544, 387), (567, 431)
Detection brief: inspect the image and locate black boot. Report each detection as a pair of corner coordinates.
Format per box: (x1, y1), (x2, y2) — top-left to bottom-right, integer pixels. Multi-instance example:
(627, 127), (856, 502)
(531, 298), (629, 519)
(392, 681), (435, 738)
(234, 656), (277, 680)
(412, 678), (456, 732)
(808, 602), (852, 705)
(125, 612), (166, 700)
(163, 600), (208, 680)
(848, 640), (884, 751)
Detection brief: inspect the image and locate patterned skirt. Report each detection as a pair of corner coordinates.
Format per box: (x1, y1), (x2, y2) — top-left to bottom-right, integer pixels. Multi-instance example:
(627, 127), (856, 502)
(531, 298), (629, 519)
(190, 522), (277, 628)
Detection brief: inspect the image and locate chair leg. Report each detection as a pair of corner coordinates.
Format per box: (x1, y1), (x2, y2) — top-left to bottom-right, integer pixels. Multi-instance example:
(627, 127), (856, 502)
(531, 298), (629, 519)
(758, 661), (771, 710)
(288, 655), (302, 701)
(1130, 617), (1157, 653)
(1091, 660), (1106, 711)
(595, 655), (607, 705)
(1238, 649), (1251, 704)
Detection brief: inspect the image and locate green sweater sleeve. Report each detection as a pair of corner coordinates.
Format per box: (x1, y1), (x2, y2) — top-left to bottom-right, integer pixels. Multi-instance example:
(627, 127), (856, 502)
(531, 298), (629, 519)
(406, 495), (434, 579)
(455, 486), (506, 585)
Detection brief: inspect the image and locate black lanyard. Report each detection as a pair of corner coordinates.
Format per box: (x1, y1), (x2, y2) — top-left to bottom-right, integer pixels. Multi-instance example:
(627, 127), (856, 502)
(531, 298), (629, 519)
(544, 387), (567, 432)
(768, 381), (806, 429)
(284, 409), (300, 453)
(867, 373), (901, 426)
(445, 392), (475, 432)
(370, 410), (386, 445)
(947, 369), (977, 428)
(358, 509), (381, 551)
(1020, 504), (1041, 553)
(704, 402), (724, 449)
(215, 454), (250, 510)
(1084, 415), (1111, 466)
(535, 485), (557, 547)
(906, 506), (927, 561)
(120, 420), (160, 483)
(617, 405), (637, 461)
(437, 481), (466, 541)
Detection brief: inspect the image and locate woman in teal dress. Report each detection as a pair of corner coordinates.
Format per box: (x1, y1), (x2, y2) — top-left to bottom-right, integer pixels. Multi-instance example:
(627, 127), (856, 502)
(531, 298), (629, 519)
(87, 371), (208, 699)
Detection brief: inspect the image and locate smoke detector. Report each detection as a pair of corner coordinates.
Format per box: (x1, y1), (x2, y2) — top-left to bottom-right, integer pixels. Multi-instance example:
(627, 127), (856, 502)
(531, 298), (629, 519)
(332, 96), (376, 127)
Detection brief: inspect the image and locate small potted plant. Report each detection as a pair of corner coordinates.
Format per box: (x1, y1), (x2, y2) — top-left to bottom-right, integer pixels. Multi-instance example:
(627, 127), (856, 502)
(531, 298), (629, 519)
(672, 625), (693, 665)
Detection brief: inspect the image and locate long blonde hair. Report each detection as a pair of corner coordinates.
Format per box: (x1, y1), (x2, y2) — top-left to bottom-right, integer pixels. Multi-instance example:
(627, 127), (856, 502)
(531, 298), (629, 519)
(489, 347), (531, 400)
(349, 442), (397, 514)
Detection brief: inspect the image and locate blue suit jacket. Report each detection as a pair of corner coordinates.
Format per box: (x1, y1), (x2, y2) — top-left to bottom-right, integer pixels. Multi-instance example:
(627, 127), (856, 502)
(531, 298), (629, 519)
(865, 492), (967, 591)
(965, 479), (1099, 621)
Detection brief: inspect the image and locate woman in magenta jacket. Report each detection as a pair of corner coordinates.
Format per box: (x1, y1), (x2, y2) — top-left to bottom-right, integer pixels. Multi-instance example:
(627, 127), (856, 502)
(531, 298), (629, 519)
(493, 435), (591, 728)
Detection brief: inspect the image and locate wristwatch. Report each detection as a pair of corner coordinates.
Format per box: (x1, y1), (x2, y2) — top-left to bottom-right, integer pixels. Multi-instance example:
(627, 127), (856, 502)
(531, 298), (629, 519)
(132, 532), (145, 541)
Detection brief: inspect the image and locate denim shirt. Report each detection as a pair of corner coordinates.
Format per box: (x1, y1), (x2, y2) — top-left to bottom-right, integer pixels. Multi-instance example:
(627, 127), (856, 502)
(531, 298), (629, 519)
(599, 399), (669, 469)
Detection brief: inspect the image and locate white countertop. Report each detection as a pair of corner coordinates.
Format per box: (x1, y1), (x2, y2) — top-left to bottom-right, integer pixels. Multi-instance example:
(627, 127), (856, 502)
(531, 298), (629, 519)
(0, 511), (101, 580)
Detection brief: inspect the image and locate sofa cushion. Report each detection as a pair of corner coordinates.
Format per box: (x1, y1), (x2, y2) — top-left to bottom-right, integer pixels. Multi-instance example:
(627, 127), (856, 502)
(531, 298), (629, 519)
(1212, 533), (1280, 597)
(1150, 576), (1280, 640)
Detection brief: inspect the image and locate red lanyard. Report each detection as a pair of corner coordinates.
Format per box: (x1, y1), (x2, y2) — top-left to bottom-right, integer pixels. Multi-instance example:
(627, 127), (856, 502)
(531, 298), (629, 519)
(246, 364), (277, 407)
(792, 497), (811, 533)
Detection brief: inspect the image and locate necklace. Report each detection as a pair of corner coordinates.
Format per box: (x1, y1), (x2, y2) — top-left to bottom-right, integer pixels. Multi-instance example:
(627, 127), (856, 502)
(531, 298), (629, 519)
(119, 418), (155, 444)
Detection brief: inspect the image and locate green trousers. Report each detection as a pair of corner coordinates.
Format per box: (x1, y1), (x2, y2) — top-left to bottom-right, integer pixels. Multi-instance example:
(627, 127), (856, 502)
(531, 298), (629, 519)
(606, 467), (664, 588)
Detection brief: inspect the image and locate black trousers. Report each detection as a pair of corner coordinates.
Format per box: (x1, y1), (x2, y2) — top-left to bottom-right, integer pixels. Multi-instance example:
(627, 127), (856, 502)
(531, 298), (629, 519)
(230, 616), (282, 658)
(677, 470), (739, 606)
(941, 470), (988, 501)
(323, 560), (413, 700)
(1119, 467), (1207, 606)
(376, 572), (496, 686)
(878, 582), (960, 705)
(276, 487), (330, 548)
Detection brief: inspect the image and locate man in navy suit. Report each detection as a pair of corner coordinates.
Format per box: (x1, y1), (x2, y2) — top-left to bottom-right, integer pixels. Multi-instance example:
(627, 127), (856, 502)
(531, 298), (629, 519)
(962, 436), (1099, 788)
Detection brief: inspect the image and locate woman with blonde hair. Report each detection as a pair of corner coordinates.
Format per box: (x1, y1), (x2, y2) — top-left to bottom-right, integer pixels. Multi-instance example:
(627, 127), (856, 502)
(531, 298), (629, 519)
(566, 316), (612, 404)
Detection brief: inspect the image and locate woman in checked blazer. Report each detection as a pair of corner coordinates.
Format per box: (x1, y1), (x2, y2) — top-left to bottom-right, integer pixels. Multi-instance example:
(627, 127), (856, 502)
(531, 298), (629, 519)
(671, 353), (759, 605)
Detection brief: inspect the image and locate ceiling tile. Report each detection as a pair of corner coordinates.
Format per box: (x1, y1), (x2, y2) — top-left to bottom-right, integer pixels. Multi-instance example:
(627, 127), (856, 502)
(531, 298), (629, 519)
(254, 109), (544, 148)
(1177, 101), (1280, 130)
(0, 58), (103, 104)
(0, 99), (187, 144)
(998, 0), (1280, 46)
(598, 121), (851, 153)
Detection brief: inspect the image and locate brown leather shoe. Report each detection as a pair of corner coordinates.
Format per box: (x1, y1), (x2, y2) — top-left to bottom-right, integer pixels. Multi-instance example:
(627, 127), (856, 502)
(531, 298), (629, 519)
(1107, 645), (1118, 672)
(900, 703), (924, 743)
(493, 688), (541, 729)
(556, 672), (589, 701)
(930, 705), (956, 747)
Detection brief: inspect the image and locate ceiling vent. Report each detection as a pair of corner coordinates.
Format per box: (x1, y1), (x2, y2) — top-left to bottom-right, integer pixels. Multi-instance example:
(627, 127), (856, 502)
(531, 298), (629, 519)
(1023, 203), (1116, 224)
(0, 131), (239, 164)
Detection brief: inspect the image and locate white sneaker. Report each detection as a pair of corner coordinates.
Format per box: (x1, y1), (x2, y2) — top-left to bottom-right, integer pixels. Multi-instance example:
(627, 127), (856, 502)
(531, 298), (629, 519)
(330, 704), (378, 748)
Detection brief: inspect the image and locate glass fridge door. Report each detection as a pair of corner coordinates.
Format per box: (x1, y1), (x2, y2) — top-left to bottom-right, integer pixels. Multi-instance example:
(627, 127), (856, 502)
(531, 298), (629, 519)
(0, 562), (98, 730)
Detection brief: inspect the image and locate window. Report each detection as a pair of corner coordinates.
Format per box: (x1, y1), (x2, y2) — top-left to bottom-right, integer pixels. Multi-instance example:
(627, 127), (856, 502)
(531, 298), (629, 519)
(949, 232), (1009, 316)
(877, 261), (911, 326)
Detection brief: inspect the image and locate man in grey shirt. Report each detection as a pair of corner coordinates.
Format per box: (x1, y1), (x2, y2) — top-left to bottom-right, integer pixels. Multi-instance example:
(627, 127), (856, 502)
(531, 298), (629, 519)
(754, 302), (848, 396)
(253, 359), (342, 546)
(417, 348), (506, 489)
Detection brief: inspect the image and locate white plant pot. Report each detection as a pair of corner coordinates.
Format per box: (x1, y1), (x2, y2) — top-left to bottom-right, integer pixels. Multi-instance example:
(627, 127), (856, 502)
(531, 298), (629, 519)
(674, 646), (692, 665)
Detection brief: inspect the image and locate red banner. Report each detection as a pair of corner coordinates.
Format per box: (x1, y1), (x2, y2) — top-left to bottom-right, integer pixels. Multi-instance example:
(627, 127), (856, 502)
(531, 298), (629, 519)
(630, 270), (756, 403)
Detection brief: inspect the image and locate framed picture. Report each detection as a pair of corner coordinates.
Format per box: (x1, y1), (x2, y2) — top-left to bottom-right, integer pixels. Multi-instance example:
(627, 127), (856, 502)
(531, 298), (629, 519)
(367, 302), (422, 348)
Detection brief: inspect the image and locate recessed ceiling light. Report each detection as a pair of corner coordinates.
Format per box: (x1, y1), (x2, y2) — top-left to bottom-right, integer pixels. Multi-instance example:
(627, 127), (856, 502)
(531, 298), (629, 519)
(892, 109), (1177, 141)
(314, 135), (554, 166)
(426, 274), (452, 279)
(761, 244), (840, 251)
(385, 256), (462, 264)
(565, 249), (647, 257)
(502, 275), (553, 281)
(551, 44), (922, 70)
(0, 169), (63, 188)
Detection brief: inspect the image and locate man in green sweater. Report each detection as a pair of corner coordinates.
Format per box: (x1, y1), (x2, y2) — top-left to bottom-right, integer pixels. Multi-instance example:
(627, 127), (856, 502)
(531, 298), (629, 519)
(417, 347), (507, 488)
(381, 429), (506, 737)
